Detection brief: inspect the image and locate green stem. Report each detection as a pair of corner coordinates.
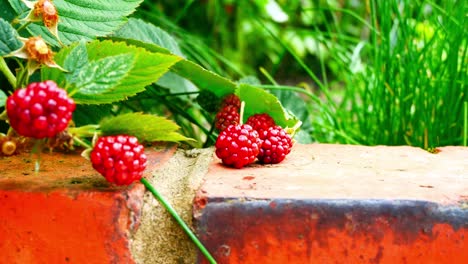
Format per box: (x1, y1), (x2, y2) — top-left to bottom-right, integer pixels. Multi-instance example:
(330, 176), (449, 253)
(15, 66), (29, 88)
(140, 178), (217, 264)
(68, 125), (101, 138)
(31, 139), (45, 173)
(0, 57), (16, 87)
(259, 67), (279, 85)
(239, 101), (245, 125)
(464, 101), (467, 147)
(162, 91), (200, 97)
(72, 136), (92, 149)
(16, 21), (31, 33)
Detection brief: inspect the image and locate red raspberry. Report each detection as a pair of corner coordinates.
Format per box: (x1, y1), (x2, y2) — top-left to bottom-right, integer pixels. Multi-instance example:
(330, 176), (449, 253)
(6, 80), (75, 139)
(221, 94), (241, 108)
(246, 113), (276, 138)
(215, 124), (262, 168)
(257, 126), (293, 164)
(215, 105), (240, 131)
(90, 135), (147, 186)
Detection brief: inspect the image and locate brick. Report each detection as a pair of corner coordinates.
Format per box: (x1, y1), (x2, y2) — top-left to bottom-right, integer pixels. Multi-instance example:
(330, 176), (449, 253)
(0, 144), (176, 264)
(195, 144), (468, 263)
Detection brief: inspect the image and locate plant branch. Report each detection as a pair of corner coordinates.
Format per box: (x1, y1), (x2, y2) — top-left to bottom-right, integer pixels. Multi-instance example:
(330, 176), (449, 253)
(140, 178), (217, 264)
(0, 57), (16, 87)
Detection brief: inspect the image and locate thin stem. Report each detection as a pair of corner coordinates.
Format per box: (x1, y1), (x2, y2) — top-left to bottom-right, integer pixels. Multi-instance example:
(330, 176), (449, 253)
(202, 118), (217, 148)
(31, 139), (45, 173)
(16, 21), (32, 33)
(72, 136), (92, 149)
(0, 57), (16, 87)
(464, 101), (467, 147)
(259, 67), (279, 85)
(174, 0), (196, 23)
(140, 178), (217, 264)
(239, 101), (245, 125)
(162, 91), (200, 97)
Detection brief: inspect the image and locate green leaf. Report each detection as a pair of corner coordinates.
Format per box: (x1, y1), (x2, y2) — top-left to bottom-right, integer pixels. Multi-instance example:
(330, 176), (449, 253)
(0, 18), (22, 56)
(42, 40), (181, 104)
(237, 84), (300, 128)
(73, 104), (114, 127)
(110, 20), (236, 97)
(40, 42), (75, 87)
(99, 113), (192, 142)
(0, 89), (7, 108)
(112, 18), (184, 56)
(0, 1), (17, 23)
(9, 0), (143, 46)
(72, 53), (135, 95)
(111, 18), (197, 94)
(64, 41), (89, 76)
(172, 60), (236, 97)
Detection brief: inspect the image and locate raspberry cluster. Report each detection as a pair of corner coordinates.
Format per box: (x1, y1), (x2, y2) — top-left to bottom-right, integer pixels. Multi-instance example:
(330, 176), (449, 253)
(90, 135), (147, 186)
(6, 80), (75, 139)
(215, 112), (293, 168)
(214, 94), (241, 132)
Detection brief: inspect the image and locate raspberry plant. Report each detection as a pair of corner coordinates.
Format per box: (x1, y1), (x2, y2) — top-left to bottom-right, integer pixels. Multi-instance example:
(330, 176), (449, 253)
(0, 1), (301, 262)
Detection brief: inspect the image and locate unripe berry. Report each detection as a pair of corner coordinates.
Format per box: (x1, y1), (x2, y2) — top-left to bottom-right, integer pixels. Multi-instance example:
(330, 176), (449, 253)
(196, 90), (221, 113)
(215, 105), (240, 132)
(221, 94), (241, 108)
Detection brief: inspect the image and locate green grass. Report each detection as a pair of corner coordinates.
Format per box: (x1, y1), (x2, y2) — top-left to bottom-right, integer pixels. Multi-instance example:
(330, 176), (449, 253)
(263, 0), (467, 148)
(138, 0), (467, 148)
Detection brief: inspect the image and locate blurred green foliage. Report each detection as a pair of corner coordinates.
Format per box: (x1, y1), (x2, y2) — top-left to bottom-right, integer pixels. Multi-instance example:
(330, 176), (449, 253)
(137, 0), (467, 148)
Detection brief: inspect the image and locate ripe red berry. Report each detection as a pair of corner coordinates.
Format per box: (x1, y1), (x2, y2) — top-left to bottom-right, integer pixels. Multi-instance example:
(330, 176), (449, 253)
(215, 105), (240, 132)
(246, 113), (276, 138)
(221, 94), (241, 108)
(90, 135), (147, 186)
(215, 124), (262, 168)
(6, 80), (75, 139)
(257, 126), (293, 164)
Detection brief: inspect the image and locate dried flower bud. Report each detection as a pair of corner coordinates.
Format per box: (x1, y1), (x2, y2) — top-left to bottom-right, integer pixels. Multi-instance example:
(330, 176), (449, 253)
(25, 36), (54, 65)
(34, 0), (59, 28)
(22, 0), (60, 41)
(8, 36), (65, 76)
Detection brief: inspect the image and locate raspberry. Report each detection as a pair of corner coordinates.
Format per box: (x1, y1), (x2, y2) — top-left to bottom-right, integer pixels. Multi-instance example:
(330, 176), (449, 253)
(221, 94), (241, 108)
(257, 126), (293, 164)
(215, 105), (240, 132)
(90, 135), (147, 186)
(196, 90), (221, 113)
(215, 124), (262, 168)
(6, 80), (75, 139)
(246, 113), (276, 138)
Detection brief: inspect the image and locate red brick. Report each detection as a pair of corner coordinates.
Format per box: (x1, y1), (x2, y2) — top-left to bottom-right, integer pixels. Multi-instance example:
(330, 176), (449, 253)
(0, 144), (176, 264)
(195, 144), (468, 263)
